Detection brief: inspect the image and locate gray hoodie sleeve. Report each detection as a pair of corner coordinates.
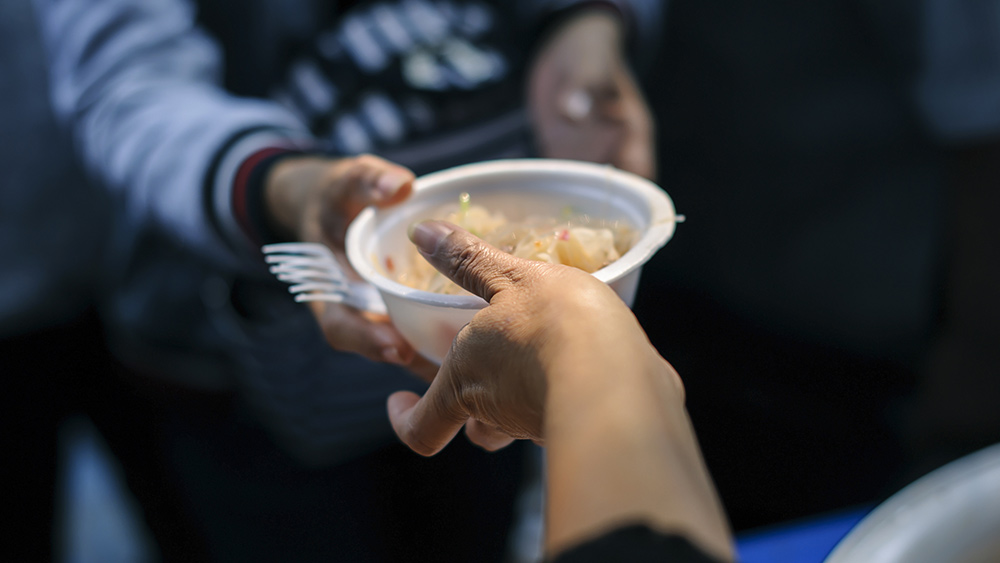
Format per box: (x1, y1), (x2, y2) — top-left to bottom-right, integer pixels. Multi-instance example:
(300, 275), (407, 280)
(33, 0), (314, 272)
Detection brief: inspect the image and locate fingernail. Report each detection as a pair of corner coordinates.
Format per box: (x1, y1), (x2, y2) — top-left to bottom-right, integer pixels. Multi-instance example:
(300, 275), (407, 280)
(375, 171), (410, 199)
(408, 221), (454, 255)
(382, 347), (405, 365)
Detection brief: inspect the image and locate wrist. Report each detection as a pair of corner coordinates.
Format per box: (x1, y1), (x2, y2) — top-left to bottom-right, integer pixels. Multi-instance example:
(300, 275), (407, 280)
(212, 130), (315, 256)
(544, 348), (682, 428)
(234, 148), (307, 245)
(542, 356), (697, 550)
(540, 292), (677, 403)
(543, 352), (732, 561)
(262, 155), (330, 242)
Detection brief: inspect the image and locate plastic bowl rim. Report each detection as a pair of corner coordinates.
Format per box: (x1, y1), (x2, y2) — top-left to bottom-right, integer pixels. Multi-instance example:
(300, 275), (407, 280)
(345, 158), (677, 311)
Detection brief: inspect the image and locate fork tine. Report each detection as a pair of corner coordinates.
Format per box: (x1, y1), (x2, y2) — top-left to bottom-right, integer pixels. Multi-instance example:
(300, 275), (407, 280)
(272, 264), (347, 278)
(262, 242), (336, 256)
(287, 282), (348, 294)
(264, 253), (333, 263)
(261, 242), (387, 314)
(293, 293), (353, 303)
(276, 273), (346, 286)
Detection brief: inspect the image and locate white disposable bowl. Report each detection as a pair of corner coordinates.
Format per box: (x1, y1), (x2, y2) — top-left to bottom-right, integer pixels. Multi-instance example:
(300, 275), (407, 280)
(346, 159), (679, 363)
(825, 442), (1000, 563)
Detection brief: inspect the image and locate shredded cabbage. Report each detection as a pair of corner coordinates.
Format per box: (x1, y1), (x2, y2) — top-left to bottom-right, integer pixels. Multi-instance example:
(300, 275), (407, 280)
(396, 194), (636, 295)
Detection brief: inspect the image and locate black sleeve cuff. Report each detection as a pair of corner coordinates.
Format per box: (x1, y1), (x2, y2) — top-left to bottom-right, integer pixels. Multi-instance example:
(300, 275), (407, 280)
(550, 524), (727, 563)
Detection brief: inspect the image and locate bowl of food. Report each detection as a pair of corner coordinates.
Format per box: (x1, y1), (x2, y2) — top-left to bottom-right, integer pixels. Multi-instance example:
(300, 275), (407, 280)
(346, 158), (680, 363)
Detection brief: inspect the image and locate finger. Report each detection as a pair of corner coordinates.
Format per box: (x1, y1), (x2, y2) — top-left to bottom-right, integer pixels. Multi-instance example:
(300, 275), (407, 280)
(614, 127), (656, 180)
(386, 378), (468, 456)
(611, 73), (656, 180)
(343, 154), (414, 209)
(408, 221), (537, 302)
(316, 301), (415, 366)
(465, 419), (517, 452)
(322, 156), (415, 246)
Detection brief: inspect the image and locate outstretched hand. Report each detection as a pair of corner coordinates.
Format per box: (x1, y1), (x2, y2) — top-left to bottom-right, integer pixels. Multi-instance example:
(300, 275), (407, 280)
(264, 154), (435, 380)
(386, 221), (733, 563)
(528, 9), (656, 180)
(387, 220), (675, 455)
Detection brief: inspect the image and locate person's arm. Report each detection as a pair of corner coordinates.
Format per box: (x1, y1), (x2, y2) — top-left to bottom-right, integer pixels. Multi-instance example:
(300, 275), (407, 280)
(387, 221), (733, 562)
(542, 328), (729, 559)
(33, 0), (313, 273)
(33, 0), (431, 366)
(522, 0), (661, 179)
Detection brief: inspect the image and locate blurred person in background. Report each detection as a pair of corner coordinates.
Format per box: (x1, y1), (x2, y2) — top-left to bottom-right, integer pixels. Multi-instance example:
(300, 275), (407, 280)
(1, 1), (205, 560)
(31, 0), (661, 560)
(635, 0), (1000, 530)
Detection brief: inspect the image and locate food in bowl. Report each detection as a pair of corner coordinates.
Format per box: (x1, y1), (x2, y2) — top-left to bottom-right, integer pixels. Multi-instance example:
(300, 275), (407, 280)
(345, 159), (680, 363)
(392, 193), (637, 295)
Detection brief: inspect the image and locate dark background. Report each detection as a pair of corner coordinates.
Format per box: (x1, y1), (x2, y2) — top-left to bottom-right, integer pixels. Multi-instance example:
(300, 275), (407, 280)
(2, 0), (998, 558)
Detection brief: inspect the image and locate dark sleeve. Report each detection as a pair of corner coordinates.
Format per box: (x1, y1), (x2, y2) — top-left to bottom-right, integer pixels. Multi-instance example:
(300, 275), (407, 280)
(550, 524), (725, 563)
(913, 0), (1000, 143)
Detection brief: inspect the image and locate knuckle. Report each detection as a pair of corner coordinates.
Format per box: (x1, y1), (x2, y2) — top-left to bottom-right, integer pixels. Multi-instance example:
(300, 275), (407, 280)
(343, 160), (367, 183)
(449, 324), (473, 358)
(449, 242), (483, 274)
(446, 243), (480, 281)
(324, 160), (359, 188)
(449, 244), (504, 297)
(355, 153), (378, 164)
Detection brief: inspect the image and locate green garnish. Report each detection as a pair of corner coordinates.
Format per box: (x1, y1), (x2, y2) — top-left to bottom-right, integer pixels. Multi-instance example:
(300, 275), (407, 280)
(457, 192), (472, 228)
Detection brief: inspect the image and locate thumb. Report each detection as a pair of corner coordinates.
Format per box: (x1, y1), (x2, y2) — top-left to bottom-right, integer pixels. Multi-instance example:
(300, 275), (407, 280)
(386, 365), (468, 456)
(322, 155), (414, 246)
(408, 221), (534, 302)
(341, 154), (414, 211)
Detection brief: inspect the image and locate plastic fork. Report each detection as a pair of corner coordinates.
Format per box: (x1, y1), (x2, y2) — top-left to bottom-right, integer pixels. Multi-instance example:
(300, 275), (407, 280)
(262, 242), (387, 315)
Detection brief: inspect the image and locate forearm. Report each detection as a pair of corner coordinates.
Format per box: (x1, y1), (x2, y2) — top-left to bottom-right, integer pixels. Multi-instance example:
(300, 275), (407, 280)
(544, 351), (733, 561)
(34, 0), (312, 271)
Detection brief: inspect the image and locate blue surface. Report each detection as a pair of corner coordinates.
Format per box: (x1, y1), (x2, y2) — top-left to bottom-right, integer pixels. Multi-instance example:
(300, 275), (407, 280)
(736, 506), (871, 563)
(60, 419), (155, 563)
